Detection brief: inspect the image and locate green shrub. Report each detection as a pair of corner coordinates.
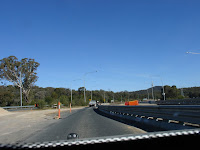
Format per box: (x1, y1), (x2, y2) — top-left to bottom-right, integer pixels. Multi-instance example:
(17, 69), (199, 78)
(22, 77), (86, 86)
(37, 99), (46, 109)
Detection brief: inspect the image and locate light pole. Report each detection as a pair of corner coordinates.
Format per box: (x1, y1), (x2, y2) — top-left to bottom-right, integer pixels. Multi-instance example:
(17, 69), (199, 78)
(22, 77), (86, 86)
(70, 79), (81, 105)
(151, 80), (154, 100)
(20, 71), (22, 107)
(147, 89), (149, 100)
(90, 84), (97, 102)
(160, 78), (166, 101)
(83, 71), (97, 103)
(186, 52), (200, 54)
(144, 81), (150, 100)
(104, 92), (106, 103)
(186, 51), (200, 95)
(91, 90), (92, 101)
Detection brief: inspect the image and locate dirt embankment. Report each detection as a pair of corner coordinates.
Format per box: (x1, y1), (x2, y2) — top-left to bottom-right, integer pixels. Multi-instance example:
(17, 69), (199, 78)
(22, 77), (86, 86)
(0, 108), (12, 116)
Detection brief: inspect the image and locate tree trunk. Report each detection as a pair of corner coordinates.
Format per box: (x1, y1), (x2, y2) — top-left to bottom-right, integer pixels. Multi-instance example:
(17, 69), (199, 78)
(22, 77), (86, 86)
(23, 89), (30, 103)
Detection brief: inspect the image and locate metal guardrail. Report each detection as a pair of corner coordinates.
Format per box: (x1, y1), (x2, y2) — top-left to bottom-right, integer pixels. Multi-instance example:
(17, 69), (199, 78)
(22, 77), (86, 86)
(139, 100), (156, 104)
(1, 104), (65, 110)
(156, 98), (200, 105)
(98, 105), (200, 130)
(1, 105), (35, 109)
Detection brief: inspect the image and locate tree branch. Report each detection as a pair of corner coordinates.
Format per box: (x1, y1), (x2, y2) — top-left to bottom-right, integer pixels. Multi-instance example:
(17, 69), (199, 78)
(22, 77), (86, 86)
(4, 71), (20, 87)
(6, 65), (21, 86)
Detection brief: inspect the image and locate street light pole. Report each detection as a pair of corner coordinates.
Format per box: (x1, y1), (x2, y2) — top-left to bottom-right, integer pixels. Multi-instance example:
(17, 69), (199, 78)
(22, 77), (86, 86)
(147, 89), (149, 100)
(20, 71), (22, 107)
(91, 90), (92, 101)
(84, 77), (86, 102)
(104, 92), (106, 103)
(83, 71), (97, 103)
(186, 51), (200, 95)
(160, 78), (166, 101)
(186, 52), (200, 54)
(70, 79), (81, 105)
(71, 88), (72, 104)
(151, 80), (154, 100)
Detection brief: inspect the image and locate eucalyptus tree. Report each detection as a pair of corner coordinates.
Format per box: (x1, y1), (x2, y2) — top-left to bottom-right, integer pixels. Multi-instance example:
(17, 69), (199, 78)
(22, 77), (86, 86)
(0, 56), (40, 102)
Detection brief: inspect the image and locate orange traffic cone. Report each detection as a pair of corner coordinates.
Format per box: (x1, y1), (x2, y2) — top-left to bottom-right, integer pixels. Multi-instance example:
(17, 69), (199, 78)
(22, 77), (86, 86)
(58, 101), (61, 119)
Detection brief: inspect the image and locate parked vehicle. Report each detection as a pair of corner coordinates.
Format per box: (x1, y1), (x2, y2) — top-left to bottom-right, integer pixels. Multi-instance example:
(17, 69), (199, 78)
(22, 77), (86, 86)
(89, 100), (96, 107)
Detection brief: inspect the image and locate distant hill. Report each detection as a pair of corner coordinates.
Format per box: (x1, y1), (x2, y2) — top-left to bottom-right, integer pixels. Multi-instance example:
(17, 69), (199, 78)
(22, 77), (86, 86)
(133, 86), (162, 95)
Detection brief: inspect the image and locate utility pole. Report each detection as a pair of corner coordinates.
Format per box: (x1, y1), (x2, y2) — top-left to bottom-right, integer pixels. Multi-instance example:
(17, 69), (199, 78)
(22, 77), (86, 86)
(152, 80), (154, 100)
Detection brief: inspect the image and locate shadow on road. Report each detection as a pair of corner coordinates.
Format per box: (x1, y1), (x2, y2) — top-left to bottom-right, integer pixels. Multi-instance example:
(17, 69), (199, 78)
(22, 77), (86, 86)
(93, 108), (165, 132)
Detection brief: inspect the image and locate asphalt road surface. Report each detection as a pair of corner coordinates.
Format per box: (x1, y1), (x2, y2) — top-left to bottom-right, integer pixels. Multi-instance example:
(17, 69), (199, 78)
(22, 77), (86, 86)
(23, 107), (145, 143)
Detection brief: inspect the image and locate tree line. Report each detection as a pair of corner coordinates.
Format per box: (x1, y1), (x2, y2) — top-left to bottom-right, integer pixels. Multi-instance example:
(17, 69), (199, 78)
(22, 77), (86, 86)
(0, 84), (200, 108)
(1, 56), (200, 108)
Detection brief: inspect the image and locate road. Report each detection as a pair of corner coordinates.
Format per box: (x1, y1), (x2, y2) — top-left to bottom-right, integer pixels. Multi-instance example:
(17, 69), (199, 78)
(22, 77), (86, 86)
(23, 107), (145, 143)
(0, 107), (84, 144)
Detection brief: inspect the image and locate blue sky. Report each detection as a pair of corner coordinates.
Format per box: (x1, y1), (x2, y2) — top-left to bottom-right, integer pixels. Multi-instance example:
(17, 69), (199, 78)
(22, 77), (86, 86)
(1, 0), (200, 92)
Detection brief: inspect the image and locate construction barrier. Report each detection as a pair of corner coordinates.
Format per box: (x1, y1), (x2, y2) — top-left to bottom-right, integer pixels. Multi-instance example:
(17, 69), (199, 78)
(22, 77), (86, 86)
(125, 102), (129, 106)
(125, 100), (139, 106)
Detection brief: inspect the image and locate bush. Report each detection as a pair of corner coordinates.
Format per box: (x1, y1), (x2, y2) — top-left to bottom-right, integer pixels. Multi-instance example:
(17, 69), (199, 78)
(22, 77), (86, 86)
(177, 95), (185, 99)
(45, 96), (54, 105)
(59, 95), (69, 106)
(37, 99), (46, 109)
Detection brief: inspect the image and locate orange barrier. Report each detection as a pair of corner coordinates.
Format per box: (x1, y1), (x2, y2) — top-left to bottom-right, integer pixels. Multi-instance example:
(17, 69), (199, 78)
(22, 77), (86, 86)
(125, 101), (129, 106)
(125, 100), (139, 106)
(129, 100), (139, 106)
(58, 101), (61, 119)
